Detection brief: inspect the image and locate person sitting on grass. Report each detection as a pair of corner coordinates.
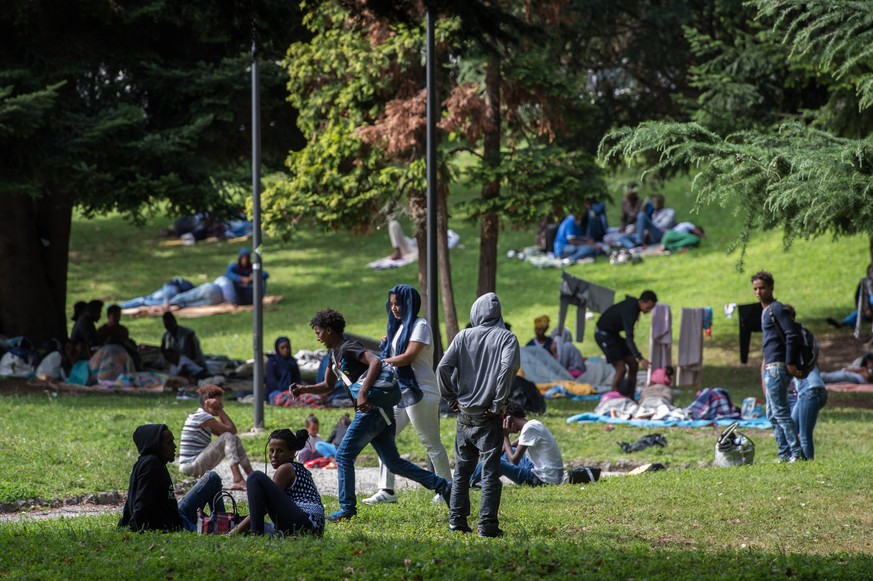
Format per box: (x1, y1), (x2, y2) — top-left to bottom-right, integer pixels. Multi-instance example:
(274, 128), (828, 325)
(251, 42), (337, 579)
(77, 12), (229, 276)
(291, 308), (452, 522)
(526, 315), (558, 359)
(225, 248), (269, 306)
(313, 413), (351, 466)
(97, 304), (142, 370)
(178, 384), (253, 491)
(470, 402), (564, 487)
(119, 423), (224, 532)
(266, 336), (301, 403)
(163, 347), (210, 385)
(160, 312), (206, 368)
(296, 414), (325, 465)
(230, 428), (325, 537)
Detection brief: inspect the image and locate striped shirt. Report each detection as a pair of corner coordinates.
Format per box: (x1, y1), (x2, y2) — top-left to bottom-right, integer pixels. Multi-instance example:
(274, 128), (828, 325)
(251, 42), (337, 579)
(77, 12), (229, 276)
(179, 408), (213, 462)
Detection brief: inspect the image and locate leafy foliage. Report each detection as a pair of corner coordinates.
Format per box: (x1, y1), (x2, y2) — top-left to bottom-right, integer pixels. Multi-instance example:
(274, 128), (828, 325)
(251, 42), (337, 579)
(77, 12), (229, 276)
(599, 1), (873, 265)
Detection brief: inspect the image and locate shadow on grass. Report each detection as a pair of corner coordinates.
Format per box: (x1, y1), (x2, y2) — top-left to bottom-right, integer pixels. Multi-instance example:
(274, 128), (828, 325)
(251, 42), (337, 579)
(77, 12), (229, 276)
(1, 515), (869, 579)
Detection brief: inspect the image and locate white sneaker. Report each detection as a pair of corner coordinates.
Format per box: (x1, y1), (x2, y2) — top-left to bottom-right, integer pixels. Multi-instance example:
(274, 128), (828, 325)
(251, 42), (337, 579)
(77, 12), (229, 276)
(432, 493), (443, 504)
(362, 490), (398, 505)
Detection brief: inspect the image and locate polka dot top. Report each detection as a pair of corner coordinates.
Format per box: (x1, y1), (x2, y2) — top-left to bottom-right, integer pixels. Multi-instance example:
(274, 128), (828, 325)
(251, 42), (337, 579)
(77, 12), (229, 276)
(284, 461), (325, 523)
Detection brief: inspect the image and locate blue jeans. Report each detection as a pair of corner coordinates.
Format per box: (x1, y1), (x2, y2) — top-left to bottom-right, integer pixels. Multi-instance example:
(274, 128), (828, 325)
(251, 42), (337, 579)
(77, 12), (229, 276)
(170, 283), (223, 308)
(820, 370), (865, 384)
(177, 471), (224, 532)
(764, 365), (803, 460)
(634, 212), (665, 245)
(315, 442), (337, 458)
(451, 414), (503, 534)
(559, 243), (605, 261)
(789, 376), (828, 460)
(470, 451), (540, 486)
(120, 282), (182, 309)
(336, 408), (448, 514)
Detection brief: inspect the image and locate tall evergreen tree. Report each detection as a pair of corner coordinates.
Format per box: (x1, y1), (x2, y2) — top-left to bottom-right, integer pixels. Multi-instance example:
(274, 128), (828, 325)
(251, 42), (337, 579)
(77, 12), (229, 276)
(600, 0), (873, 265)
(0, 0), (303, 341)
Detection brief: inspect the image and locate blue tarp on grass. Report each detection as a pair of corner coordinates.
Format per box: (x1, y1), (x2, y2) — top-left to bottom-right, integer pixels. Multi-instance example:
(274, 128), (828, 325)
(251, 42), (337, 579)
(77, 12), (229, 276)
(565, 413), (772, 430)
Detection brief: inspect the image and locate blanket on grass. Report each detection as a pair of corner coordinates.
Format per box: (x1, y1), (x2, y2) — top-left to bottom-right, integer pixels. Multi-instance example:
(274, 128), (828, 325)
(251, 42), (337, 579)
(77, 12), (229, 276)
(122, 295), (283, 318)
(566, 413), (772, 430)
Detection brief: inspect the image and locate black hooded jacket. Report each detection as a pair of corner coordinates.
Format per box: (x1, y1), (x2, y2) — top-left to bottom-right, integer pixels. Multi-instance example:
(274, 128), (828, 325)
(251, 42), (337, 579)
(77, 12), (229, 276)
(118, 424), (181, 531)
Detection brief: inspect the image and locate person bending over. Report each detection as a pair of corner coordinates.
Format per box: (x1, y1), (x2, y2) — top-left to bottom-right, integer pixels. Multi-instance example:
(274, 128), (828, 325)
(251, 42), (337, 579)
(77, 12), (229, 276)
(595, 291), (657, 397)
(178, 384), (253, 491)
(119, 424), (224, 532)
(230, 428), (325, 537)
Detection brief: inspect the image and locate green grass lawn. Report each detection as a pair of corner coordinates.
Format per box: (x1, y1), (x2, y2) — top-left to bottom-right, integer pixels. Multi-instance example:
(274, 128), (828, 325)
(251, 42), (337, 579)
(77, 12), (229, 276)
(2, 174), (872, 578)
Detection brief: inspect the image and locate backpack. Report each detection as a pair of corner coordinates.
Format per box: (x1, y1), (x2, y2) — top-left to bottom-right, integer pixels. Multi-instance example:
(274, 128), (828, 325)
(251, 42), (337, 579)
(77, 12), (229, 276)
(769, 308), (819, 379)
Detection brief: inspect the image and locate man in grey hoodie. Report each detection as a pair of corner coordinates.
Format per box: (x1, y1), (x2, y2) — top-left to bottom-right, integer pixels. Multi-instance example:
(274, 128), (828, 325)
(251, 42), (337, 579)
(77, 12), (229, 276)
(437, 293), (520, 537)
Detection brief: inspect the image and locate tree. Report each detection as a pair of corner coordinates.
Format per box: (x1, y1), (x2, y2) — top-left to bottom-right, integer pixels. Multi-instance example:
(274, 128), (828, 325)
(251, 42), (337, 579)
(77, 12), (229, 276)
(599, 0), (873, 266)
(0, 0), (303, 342)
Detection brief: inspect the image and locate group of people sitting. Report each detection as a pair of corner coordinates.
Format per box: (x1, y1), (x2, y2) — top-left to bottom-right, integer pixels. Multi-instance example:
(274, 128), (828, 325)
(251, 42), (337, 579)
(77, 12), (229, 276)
(120, 248), (269, 311)
(60, 296), (214, 387)
(540, 182), (705, 264)
(120, 388), (324, 536)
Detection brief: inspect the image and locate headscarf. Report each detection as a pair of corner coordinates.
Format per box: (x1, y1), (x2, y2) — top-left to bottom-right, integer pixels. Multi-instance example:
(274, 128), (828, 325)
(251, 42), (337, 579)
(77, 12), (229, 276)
(268, 336), (299, 392)
(380, 284), (423, 408)
(236, 248), (253, 277)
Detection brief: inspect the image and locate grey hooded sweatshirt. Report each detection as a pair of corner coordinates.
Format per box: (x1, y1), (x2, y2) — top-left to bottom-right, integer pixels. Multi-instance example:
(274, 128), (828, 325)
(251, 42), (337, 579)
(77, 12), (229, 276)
(437, 293), (520, 416)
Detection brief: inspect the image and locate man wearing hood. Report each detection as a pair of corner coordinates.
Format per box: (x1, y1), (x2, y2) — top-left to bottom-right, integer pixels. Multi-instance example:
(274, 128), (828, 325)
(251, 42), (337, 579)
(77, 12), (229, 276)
(437, 293), (520, 538)
(119, 423), (224, 532)
(225, 248), (269, 306)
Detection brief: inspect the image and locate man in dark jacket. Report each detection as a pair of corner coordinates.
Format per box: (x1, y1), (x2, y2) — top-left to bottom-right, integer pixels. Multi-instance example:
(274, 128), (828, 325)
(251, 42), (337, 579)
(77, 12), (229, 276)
(119, 423), (223, 532)
(594, 290), (657, 397)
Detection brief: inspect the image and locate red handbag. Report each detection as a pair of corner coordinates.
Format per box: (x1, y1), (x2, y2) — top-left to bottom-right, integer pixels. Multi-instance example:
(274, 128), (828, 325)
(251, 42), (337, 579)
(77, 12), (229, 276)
(196, 491), (244, 534)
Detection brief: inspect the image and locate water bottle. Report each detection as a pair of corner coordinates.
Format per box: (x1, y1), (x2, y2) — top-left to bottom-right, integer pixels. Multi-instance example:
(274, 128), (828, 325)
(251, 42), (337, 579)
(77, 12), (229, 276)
(741, 397), (757, 420)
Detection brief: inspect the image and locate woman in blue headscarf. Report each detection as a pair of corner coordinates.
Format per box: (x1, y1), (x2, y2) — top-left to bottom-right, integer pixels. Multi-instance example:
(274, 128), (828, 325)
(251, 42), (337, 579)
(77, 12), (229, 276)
(361, 284), (452, 506)
(266, 337), (301, 403)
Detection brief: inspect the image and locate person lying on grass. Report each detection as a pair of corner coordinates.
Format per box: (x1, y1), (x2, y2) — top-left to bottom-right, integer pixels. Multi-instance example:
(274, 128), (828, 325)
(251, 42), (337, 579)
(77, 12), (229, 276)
(178, 384), (253, 491)
(469, 402), (564, 487)
(229, 428), (325, 537)
(119, 423), (224, 532)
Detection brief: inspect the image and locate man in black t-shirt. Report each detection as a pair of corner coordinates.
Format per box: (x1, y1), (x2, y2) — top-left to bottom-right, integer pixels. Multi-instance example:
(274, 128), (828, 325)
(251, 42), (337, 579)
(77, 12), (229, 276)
(594, 290), (657, 397)
(292, 309), (452, 522)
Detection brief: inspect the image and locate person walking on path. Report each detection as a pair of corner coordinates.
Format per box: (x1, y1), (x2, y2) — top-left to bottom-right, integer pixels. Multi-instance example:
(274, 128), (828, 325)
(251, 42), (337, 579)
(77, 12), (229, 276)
(752, 271), (805, 462)
(292, 309), (451, 522)
(362, 285), (452, 506)
(594, 291), (657, 397)
(437, 293), (520, 538)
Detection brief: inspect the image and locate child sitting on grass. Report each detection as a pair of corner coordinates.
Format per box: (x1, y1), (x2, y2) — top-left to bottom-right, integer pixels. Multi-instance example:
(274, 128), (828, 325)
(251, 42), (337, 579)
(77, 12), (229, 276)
(230, 428), (325, 536)
(296, 414), (324, 465)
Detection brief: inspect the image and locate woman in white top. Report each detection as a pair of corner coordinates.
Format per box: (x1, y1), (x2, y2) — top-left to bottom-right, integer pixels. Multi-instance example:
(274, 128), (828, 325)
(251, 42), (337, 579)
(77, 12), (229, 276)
(363, 284), (452, 505)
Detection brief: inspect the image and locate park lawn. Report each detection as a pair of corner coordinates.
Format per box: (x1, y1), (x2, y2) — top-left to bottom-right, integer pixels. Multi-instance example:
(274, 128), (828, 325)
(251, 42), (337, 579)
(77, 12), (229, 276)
(1, 173), (872, 577)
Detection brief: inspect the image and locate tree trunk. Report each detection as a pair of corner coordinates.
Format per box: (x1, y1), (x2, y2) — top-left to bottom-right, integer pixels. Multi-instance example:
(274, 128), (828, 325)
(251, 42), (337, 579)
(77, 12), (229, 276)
(477, 56), (501, 297)
(437, 179), (459, 345)
(0, 190), (72, 344)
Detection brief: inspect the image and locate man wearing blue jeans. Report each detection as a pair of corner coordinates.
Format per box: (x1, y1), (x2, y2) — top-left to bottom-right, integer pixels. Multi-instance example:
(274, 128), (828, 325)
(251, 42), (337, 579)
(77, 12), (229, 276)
(470, 402), (563, 487)
(438, 293), (520, 538)
(293, 309), (451, 522)
(752, 271), (804, 462)
(119, 423), (224, 532)
(633, 194), (676, 246)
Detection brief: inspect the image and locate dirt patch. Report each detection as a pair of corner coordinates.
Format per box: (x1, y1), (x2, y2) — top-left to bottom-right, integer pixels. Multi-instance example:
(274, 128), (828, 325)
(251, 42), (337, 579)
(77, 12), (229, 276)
(815, 330), (873, 370)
